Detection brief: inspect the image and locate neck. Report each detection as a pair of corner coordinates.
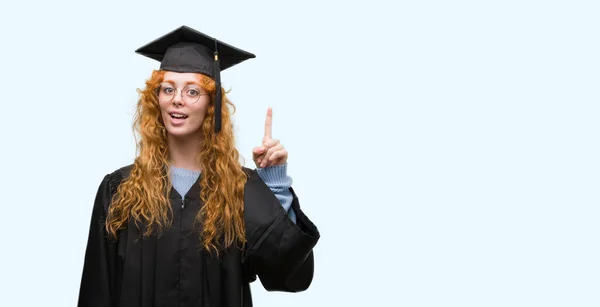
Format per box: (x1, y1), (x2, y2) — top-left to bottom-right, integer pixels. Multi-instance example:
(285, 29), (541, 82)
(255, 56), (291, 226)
(167, 133), (204, 171)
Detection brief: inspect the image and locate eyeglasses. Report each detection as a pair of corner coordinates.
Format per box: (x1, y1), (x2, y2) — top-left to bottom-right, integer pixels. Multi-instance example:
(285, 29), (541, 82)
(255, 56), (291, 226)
(156, 85), (210, 104)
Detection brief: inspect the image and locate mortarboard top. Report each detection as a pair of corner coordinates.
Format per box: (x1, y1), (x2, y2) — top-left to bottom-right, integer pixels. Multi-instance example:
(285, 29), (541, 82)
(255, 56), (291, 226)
(135, 25), (256, 133)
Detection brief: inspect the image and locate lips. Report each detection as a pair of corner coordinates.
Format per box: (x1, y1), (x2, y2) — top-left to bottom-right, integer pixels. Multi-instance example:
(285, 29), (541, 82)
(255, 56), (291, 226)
(167, 111), (188, 126)
(169, 112), (188, 119)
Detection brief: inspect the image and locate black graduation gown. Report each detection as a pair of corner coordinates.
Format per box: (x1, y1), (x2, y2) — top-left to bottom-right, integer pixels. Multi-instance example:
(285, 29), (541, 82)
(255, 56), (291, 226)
(77, 164), (320, 307)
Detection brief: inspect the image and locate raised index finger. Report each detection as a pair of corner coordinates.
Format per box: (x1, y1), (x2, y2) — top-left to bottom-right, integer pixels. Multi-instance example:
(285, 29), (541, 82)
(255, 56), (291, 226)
(264, 107), (273, 140)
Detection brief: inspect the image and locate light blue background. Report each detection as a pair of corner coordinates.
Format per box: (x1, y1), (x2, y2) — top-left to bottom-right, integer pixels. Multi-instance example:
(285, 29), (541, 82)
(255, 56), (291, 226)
(1, 0), (598, 306)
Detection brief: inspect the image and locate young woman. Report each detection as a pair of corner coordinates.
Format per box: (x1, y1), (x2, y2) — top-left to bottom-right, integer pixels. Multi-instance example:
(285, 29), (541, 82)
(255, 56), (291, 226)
(77, 25), (320, 307)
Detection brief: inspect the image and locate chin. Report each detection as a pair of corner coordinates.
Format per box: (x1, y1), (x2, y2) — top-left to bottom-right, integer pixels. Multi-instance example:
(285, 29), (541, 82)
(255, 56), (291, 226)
(166, 126), (202, 138)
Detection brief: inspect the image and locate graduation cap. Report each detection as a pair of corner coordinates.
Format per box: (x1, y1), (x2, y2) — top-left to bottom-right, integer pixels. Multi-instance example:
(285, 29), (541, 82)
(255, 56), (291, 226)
(135, 25), (256, 133)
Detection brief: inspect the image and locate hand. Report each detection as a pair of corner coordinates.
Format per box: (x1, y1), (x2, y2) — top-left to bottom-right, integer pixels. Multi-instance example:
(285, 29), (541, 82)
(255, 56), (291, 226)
(252, 107), (288, 168)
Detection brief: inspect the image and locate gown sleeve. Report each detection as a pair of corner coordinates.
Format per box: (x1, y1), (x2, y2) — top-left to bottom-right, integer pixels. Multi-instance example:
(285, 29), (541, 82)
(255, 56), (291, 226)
(77, 174), (117, 307)
(243, 169), (320, 293)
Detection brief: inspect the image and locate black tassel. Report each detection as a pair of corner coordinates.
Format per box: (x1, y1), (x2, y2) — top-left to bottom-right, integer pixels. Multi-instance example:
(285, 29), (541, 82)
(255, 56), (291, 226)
(213, 39), (222, 133)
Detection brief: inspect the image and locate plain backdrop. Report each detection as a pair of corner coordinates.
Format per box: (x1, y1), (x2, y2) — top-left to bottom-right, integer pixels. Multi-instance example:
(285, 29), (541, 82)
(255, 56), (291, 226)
(0, 0), (598, 306)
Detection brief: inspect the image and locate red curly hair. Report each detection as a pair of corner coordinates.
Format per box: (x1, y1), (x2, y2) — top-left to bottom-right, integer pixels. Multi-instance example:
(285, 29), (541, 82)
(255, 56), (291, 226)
(106, 69), (247, 254)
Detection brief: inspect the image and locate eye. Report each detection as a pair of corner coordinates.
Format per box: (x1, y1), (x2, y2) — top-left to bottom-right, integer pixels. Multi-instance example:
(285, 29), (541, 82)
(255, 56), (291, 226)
(186, 89), (200, 97)
(162, 87), (175, 94)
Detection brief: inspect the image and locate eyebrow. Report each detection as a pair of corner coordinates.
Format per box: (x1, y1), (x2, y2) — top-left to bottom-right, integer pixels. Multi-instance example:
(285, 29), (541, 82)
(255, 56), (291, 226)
(161, 80), (202, 87)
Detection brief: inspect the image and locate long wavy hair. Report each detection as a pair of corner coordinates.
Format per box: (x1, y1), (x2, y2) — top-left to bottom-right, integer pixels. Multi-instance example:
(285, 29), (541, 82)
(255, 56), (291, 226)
(105, 69), (248, 254)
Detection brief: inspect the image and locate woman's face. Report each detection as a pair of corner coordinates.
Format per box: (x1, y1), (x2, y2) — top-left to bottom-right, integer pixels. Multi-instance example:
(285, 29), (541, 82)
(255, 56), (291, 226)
(158, 72), (211, 139)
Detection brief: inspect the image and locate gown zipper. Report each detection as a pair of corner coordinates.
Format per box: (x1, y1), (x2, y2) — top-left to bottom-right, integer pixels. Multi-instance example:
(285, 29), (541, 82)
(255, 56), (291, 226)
(178, 196), (185, 302)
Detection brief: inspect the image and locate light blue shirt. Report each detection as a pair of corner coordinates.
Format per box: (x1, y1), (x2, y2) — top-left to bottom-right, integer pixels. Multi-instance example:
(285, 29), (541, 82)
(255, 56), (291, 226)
(169, 163), (296, 223)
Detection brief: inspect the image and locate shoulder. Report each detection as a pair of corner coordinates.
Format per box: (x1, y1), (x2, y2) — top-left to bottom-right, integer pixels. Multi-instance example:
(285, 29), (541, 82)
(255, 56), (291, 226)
(93, 164), (134, 213)
(103, 164), (135, 194)
(109, 163), (134, 178)
(242, 166), (265, 185)
(89, 164), (134, 215)
(242, 166), (256, 177)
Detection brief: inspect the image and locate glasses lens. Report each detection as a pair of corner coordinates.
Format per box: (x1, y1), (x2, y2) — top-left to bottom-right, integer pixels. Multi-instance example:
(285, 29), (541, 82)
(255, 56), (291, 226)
(182, 85), (202, 104)
(157, 86), (175, 103)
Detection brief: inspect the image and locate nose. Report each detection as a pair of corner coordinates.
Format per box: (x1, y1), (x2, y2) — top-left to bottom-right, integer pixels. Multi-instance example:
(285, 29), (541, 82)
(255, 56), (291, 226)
(172, 89), (184, 106)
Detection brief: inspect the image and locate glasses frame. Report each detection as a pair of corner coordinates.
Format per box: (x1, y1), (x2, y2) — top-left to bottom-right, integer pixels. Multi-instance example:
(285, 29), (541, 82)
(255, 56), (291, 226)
(155, 84), (211, 105)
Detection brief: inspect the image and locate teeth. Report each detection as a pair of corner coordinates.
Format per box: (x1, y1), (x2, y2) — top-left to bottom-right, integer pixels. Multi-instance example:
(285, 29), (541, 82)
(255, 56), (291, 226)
(171, 113), (186, 118)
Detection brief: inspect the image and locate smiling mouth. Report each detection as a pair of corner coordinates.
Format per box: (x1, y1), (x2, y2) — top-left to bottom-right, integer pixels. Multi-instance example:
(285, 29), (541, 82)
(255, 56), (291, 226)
(169, 113), (188, 119)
